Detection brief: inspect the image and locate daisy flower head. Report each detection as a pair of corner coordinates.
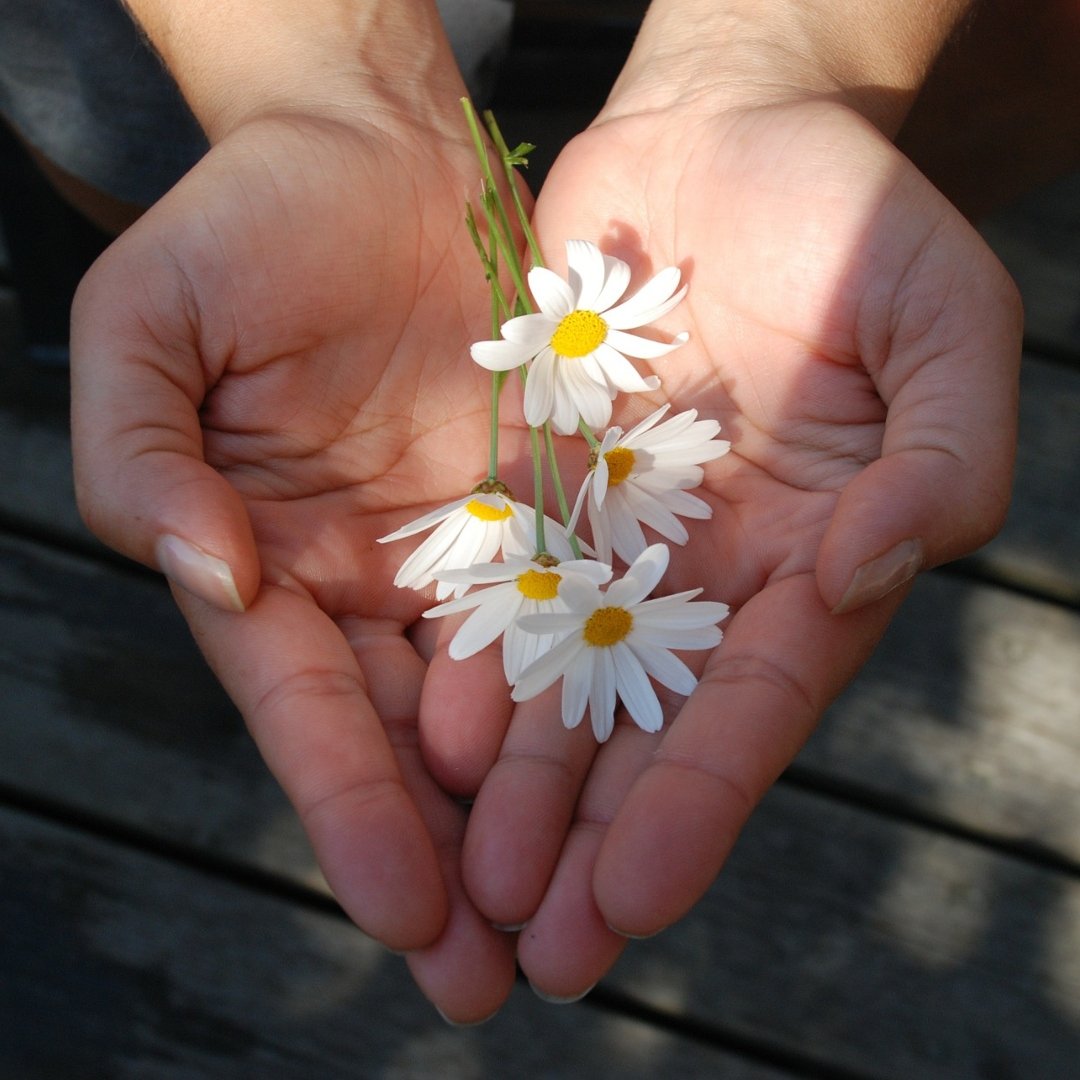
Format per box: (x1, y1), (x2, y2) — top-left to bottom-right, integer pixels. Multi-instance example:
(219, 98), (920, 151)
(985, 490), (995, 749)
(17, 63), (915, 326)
(377, 481), (537, 600)
(570, 405), (731, 566)
(512, 544), (729, 742)
(470, 240), (689, 435)
(423, 553), (613, 682)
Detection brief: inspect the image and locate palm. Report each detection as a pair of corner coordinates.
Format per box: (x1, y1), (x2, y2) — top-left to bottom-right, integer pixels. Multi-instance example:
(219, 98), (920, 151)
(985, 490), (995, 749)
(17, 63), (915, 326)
(452, 100), (1020, 998)
(73, 113), (535, 1019)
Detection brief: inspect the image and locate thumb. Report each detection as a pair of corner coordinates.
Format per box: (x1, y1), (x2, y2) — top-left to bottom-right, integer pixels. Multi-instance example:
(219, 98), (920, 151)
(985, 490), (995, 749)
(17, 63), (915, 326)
(70, 233), (260, 613)
(818, 255), (1023, 613)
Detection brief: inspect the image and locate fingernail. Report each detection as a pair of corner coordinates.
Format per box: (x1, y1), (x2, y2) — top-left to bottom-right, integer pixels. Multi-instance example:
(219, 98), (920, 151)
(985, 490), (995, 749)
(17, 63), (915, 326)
(528, 979), (596, 1005)
(607, 923), (662, 941)
(156, 534), (245, 612)
(833, 538), (923, 614)
(491, 921), (527, 933)
(435, 1006), (500, 1028)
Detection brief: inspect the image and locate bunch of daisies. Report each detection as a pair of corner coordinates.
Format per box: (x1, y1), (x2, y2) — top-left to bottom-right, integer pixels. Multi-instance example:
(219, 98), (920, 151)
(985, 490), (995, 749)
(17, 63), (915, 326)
(378, 103), (731, 743)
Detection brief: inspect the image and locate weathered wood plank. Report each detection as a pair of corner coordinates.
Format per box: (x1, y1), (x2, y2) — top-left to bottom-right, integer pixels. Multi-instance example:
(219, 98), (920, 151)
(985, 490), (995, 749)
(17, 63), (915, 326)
(0, 807), (789, 1080)
(798, 568), (1080, 863)
(608, 784), (1080, 1080)
(961, 354), (1080, 603)
(0, 532), (320, 887)
(980, 171), (1080, 360)
(4, 530), (1080, 1075)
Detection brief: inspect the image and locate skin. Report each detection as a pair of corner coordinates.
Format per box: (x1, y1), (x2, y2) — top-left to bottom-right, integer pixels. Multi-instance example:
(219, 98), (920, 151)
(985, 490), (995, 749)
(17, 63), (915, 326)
(71, 0), (1023, 1021)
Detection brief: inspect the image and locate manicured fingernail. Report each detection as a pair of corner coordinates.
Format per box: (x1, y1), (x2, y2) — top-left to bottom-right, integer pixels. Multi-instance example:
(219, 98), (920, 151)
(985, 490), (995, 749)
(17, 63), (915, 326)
(156, 534), (245, 612)
(529, 980), (596, 1005)
(833, 538), (923, 614)
(491, 921), (527, 932)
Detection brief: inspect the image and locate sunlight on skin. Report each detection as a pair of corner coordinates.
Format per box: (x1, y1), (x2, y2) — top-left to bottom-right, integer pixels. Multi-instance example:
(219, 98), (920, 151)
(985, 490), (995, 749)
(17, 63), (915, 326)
(71, 88), (1019, 1018)
(445, 99), (1019, 1001)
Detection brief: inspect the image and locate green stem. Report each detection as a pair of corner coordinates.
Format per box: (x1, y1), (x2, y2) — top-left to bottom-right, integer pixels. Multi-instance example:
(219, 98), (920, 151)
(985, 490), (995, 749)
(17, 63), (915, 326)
(528, 423), (546, 555)
(543, 423), (583, 560)
(484, 110), (544, 270)
(577, 419), (601, 449)
(462, 99), (530, 309)
(464, 201), (513, 320)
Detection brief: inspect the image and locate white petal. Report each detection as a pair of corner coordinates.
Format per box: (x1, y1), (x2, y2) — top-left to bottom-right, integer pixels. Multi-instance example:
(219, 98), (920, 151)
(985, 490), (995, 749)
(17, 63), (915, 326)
(634, 596), (730, 627)
(605, 328), (689, 361)
(634, 465), (706, 492)
(562, 359), (614, 433)
(593, 256), (632, 313)
(523, 348), (557, 427)
(566, 472), (593, 537)
(421, 589), (488, 619)
(513, 632), (585, 701)
(377, 497), (470, 543)
(604, 269), (686, 329)
(588, 502), (613, 566)
(391, 513), (470, 589)
(501, 312), (558, 346)
(607, 543), (669, 607)
(434, 561), (520, 585)
(504, 613), (564, 683)
(620, 404), (672, 444)
(589, 648), (618, 742)
(592, 490), (648, 567)
(516, 610), (586, 636)
(565, 240), (608, 310)
(528, 265), (576, 319)
(557, 573), (605, 613)
(612, 641), (664, 732)
(448, 590), (521, 659)
(628, 640), (699, 696)
(632, 624), (724, 652)
(559, 558), (614, 585)
(621, 484), (690, 546)
(560, 649), (594, 730)
(593, 342), (662, 393)
(470, 337), (537, 371)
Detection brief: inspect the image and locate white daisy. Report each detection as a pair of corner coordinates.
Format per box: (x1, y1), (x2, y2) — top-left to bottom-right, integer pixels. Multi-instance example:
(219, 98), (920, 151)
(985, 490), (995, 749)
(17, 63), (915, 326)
(470, 239), (689, 435)
(423, 554), (613, 682)
(377, 484), (537, 600)
(569, 405), (731, 565)
(512, 544), (729, 742)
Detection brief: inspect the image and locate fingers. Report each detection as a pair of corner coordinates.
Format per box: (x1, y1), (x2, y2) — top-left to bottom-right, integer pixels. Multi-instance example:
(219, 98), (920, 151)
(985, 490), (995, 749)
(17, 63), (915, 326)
(514, 724), (663, 1000)
(401, 744), (519, 1023)
(417, 621), (516, 798)
(818, 223), (1023, 613)
(592, 572), (900, 938)
(177, 586), (448, 952)
(70, 211), (260, 612)
(461, 684), (598, 929)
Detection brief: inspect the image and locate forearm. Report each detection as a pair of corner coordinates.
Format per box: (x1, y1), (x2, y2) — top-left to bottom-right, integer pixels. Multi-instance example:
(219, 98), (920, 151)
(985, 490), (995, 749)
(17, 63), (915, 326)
(604, 0), (977, 136)
(121, 0), (466, 142)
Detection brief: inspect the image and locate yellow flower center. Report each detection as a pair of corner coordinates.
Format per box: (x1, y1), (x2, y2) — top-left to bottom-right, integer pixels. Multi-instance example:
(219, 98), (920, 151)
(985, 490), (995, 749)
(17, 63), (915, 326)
(550, 310), (608, 358)
(603, 446), (636, 486)
(465, 498), (513, 522)
(583, 606), (633, 647)
(516, 568), (562, 601)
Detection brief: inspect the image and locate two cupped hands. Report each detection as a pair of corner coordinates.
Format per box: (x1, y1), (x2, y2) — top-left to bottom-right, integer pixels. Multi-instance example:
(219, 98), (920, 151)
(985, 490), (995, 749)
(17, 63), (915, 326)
(69, 58), (1021, 1021)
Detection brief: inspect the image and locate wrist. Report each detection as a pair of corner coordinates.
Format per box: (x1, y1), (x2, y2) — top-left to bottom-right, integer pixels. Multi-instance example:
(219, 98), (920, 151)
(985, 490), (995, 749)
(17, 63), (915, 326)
(602, 0), (976, 137)
(122, 0), (468, 143)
